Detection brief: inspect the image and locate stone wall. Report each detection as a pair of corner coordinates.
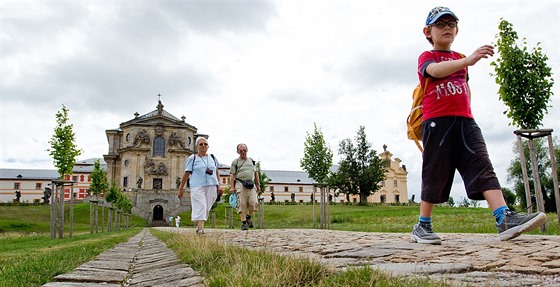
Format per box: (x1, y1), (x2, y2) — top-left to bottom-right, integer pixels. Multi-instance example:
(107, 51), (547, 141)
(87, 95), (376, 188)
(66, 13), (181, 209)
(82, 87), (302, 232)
(125, 189), (191, 224)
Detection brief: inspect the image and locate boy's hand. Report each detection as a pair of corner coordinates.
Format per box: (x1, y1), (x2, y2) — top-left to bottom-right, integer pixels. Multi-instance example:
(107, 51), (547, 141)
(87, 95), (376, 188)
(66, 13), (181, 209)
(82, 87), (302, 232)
(466, 45), (494, 66)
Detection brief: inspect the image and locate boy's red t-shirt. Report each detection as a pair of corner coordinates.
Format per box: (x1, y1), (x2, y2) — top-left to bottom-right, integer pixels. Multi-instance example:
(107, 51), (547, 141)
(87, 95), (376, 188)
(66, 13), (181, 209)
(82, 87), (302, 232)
(418, 50), (472, 121)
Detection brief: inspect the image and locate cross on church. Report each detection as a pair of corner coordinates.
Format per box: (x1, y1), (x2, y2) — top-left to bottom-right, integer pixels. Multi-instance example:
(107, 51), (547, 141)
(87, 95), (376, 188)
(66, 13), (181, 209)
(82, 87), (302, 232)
(158, 94), (162, 101)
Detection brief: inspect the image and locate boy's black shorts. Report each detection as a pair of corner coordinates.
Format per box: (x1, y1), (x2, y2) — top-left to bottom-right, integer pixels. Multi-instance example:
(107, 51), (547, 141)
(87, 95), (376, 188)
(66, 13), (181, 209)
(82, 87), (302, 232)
(421, 116), (501, 203)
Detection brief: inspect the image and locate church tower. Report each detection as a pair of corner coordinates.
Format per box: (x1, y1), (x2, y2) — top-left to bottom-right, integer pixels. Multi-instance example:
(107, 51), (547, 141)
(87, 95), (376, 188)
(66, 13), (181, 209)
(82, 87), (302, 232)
(104, 98), (198, 224)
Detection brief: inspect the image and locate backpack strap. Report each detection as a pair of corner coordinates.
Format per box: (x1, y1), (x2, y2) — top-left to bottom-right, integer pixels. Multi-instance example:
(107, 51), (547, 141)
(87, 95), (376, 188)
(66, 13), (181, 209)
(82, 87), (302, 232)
(210, 154), (217, 167)
(193, 154), (218, 170)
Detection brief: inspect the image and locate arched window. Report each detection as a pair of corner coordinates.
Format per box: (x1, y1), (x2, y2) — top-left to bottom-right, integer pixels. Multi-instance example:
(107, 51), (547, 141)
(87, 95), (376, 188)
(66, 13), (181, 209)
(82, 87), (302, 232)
(153, 136), (165, 157)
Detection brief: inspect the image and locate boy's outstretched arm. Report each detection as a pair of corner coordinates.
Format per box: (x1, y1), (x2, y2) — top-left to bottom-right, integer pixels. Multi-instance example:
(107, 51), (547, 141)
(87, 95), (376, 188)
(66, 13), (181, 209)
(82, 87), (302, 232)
(426, 45), (494, 78)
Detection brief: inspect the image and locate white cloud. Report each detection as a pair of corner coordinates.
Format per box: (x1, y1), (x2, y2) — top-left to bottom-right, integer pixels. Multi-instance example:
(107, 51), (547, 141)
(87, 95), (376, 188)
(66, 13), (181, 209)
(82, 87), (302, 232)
(1, 1), (559, 205)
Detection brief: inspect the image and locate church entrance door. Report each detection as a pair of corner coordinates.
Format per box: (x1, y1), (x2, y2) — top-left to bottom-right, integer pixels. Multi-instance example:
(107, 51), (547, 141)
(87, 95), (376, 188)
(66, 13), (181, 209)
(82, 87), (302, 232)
(153, 205), (164, 220)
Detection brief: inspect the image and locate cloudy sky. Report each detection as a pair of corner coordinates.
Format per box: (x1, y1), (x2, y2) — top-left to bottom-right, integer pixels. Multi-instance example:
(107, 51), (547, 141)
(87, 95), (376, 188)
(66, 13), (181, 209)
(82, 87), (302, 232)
(1, 1), (559, 203)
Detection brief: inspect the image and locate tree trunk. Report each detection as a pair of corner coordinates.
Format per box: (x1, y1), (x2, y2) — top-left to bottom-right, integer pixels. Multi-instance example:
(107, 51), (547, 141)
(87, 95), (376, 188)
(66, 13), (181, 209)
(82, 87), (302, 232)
(50, 184), (57, 239)
(94, 200), (99, 233)
(89, 200), (94, 234)
(528, 139), (547, 232)
(101, 201), (105, 233)
(108, 207), (113, 232)
(516, 136), (533, 211)
(69, 185), (74, 238)
(58, 185), (64, 238)
(546, 134), (560, 228)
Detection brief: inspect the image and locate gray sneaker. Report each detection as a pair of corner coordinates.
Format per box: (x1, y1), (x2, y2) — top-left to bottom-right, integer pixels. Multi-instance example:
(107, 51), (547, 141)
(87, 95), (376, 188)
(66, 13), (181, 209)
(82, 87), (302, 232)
(411, 223), (441, 245)
(497, 211), (546, 241)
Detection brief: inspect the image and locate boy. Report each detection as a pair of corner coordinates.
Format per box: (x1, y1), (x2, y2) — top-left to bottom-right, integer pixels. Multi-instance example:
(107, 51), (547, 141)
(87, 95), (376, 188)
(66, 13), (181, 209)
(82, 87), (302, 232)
(412, 6), (546, 244)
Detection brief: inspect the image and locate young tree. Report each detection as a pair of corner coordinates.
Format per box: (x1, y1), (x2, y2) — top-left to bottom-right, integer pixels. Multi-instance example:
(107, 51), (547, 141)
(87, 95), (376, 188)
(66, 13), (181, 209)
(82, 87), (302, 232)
(89, 159), (108, 196)
(105, 179), (120, 205)
(47, 105), (82, 178)
(501, 187), (517, 211)
(47, 104), (82, 239)
(491, 19), (554, 129)
(300, 123), (333, 184)
(256, 161), (270, 197)
(330, 126), (386, 204)
(492, 18), (557, 229)
(89, 159), (108, 233)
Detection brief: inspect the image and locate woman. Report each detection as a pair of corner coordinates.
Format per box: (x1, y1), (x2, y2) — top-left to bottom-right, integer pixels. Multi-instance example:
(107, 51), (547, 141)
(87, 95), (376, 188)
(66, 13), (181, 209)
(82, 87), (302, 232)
(178, 137), (221, 234)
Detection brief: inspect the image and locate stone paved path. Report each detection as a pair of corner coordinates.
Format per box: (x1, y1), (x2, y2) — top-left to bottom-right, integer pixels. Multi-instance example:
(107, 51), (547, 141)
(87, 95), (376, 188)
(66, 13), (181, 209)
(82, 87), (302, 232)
(43, 229), (203, 287)
(160, 227), (560, 287)
(43, 227), (560, 286)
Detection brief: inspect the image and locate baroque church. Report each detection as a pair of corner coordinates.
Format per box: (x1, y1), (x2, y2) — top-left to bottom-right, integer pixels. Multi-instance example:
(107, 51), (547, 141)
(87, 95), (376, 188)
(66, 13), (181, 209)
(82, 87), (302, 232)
(0, 98), (409, 217)
(104, 99), (199, 224)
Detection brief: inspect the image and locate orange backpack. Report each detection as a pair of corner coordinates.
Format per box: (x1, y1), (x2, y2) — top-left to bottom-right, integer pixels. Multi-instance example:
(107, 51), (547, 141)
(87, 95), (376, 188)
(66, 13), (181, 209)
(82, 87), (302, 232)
(406, 78), (429, 153)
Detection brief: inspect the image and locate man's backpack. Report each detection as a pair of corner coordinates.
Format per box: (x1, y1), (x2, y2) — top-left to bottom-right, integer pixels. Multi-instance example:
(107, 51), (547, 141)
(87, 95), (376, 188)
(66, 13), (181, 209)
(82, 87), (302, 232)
(406, 78), (429, 153)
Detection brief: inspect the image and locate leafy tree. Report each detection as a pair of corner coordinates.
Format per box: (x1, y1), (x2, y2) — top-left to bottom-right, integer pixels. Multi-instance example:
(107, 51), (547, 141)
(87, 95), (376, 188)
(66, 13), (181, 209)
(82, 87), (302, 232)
(470, 200), (481, 208)
(458, 197), (470, 208)
(300, 123), (333, 184)
(105, 179), (132, 213)
(329, 126), (386, 204)
(105, 179), (120, 204)
(491, 19), (554, 129)
(507, 137), (559, 212)
(501, 187), (517, 211)
(88, 159), (107, 233)
(116, 192), (133, 213)
(89, 159), (108, 196)
(447, 196), (455, 207)
(47, 105), (82, 178)
(256, 161), (271, 197)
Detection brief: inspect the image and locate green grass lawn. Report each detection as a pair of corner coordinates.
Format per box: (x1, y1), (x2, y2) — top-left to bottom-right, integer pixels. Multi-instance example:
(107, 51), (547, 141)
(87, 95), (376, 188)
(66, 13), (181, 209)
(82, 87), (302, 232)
(0, 203), (558, 286)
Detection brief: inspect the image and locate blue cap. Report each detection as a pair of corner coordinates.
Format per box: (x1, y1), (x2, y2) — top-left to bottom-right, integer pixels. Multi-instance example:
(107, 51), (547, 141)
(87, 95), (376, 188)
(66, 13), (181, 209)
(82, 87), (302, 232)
(426, 6), (459, 26)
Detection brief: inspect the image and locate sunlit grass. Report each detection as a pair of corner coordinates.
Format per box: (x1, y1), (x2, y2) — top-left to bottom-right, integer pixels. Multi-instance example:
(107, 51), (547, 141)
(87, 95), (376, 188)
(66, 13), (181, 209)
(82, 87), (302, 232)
(0, 227), (141, 287)
(1, 203), (557, 286)
(153, 229), (451, 287)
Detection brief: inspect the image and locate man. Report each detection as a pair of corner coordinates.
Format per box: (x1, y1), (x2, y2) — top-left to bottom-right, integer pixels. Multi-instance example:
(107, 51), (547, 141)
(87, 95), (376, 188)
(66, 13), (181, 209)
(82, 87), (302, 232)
(230, 143), (261, 230)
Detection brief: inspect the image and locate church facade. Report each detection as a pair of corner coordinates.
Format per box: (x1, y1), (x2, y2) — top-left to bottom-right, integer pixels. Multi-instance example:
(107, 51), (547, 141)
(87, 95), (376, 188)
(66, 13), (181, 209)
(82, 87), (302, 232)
(104, 100), (199, 224)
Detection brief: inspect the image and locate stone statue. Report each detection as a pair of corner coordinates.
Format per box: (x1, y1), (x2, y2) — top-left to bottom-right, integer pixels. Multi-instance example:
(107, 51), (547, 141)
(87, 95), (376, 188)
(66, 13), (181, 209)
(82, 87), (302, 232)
(157, 99), (164, 114)
(169, 131), (186, 149)
(153, 180), (162, 190)
(144, 156), (155, 173)
(134, 129), (150, 146)
(42, 187), (52, 204)
(137, 177), (143, 189)
(176, 177), (181, 189)
(15, 190), (21, 202)
(291, 193), (295, 202)
(156, 162), (168, 176)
